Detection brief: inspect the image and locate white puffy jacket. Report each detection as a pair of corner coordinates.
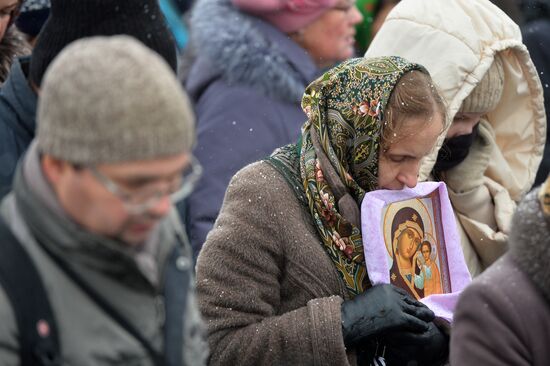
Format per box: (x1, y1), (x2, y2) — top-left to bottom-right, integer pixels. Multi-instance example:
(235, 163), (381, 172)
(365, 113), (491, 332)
(366, 0), (546, 275)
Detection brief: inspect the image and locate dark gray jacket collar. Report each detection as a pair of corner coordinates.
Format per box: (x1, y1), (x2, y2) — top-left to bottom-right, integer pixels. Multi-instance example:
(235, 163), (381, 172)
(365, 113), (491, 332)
(510, 187), (550, 303)
(187, 0), (319, 103)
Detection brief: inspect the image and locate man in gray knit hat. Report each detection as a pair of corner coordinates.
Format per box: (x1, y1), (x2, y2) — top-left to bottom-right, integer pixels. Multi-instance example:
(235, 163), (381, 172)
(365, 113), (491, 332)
(0, 0), (178, 200)
(0, 35), (207, 365)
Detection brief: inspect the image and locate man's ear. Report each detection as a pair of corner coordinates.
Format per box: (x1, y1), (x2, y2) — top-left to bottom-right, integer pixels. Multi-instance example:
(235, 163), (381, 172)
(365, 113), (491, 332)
(41, 155), (69, 185)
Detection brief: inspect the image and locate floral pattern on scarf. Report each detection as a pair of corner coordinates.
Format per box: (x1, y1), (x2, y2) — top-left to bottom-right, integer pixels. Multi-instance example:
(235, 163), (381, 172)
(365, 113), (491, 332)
(268, 57), (427, 296)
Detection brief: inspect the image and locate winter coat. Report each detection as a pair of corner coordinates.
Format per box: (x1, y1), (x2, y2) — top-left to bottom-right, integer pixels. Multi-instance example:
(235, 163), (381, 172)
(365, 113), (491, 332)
(184, 0), (320, 259)
(0, 56), (37, 199)
(450, 187), (550, 365)
(196, 161), (356, 366)
(523, 19), (550, 186)
(0, 28), (29, 85)
(0, 143), (208, 366)
(365, 0), (546, 276)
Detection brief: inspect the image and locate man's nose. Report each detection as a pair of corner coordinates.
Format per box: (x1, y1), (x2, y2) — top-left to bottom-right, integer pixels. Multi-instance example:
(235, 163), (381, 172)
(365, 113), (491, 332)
(148, 195), (172, 218)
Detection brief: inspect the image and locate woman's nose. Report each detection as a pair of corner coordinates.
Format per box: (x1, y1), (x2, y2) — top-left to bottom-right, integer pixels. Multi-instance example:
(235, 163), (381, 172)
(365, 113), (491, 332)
(397, 168), (419, 189)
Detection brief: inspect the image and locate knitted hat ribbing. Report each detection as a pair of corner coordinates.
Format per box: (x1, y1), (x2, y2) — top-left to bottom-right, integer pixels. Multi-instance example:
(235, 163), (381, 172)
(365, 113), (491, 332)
(37, 35), (194, 164)
(459, 54), (505, 114)
(29, 0), (177, 87)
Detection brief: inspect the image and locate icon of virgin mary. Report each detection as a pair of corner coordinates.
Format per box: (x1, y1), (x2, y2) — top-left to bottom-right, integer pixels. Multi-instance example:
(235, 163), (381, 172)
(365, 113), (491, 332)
(389, 206), (425, 300)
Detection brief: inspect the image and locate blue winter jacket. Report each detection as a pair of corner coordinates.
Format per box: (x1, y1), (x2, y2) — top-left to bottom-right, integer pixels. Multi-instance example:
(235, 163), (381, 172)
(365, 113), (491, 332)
(0, 57), (38, 199)
(184, 0), (320, 259)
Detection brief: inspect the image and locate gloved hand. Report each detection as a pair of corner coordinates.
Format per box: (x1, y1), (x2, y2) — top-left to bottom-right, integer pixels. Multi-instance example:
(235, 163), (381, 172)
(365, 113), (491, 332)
(382, 320), (449, 366)
(341, 284), (435, 347)
(444, 119), (496, 194)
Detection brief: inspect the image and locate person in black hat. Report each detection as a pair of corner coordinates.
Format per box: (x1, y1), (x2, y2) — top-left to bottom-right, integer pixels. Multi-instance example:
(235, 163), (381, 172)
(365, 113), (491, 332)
(0, 0), (178, 200)
(14, 0), (50, 47)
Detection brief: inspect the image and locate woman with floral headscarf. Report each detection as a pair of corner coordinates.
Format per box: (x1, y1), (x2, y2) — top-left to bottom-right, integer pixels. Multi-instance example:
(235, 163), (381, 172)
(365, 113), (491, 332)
(196, 56), (448, 365)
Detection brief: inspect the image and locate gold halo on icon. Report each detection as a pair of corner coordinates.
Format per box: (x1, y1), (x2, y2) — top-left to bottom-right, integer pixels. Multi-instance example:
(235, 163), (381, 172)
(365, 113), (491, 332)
(382, 197), (434, 258)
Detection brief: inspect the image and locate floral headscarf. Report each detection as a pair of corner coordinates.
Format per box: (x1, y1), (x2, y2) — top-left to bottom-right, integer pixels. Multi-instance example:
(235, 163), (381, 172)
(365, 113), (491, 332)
(267, 56), (428, 296)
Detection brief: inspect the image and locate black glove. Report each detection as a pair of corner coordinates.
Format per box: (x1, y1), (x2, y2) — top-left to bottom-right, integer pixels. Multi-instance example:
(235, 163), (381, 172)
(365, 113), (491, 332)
(382, 320), (449, 366)
(341, 284), (435, 347)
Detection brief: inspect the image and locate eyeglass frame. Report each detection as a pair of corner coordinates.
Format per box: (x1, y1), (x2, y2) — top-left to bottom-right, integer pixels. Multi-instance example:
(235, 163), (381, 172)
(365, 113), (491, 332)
(88, 155), (202, 215)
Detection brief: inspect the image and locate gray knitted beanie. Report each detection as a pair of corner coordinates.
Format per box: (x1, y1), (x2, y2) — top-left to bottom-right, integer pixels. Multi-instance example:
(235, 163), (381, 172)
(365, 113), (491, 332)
(459, 54), (505, 114)
(37, 35), (195, 164)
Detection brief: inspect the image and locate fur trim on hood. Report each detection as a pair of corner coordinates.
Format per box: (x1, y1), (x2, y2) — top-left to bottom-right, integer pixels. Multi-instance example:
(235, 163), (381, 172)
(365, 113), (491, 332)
(189, 0), (313, 103)
(0, 27), (30, 84)
(510, 187), (550, 303)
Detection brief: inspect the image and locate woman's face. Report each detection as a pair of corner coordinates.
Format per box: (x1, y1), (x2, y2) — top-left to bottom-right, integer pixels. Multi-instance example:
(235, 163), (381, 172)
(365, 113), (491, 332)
(0, 0), (18, 41)
(397, 228), (421, 260)
(294, 0), (363, 68)
(378, 113), (444, 190)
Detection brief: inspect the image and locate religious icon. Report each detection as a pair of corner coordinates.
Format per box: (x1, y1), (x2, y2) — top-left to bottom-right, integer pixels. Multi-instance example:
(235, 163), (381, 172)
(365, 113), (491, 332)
(383, 190), (451, 300)
(361, 182), (472, 322)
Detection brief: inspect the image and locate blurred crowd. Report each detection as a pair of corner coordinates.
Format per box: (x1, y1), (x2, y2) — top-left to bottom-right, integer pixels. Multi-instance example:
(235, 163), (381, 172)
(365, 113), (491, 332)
(0, 0), (549, 365)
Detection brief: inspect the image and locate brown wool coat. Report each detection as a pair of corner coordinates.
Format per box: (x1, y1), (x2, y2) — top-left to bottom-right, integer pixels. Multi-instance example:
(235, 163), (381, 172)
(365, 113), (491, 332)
(196, 162), (357, 366)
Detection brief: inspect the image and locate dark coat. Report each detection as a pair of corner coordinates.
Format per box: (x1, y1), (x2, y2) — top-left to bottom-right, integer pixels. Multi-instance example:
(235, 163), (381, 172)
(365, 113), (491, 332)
(523, 19), (550, 186)
(0, 57), (37, 199)
(184, 0), (320, 258)
(450, 187), (550, 365)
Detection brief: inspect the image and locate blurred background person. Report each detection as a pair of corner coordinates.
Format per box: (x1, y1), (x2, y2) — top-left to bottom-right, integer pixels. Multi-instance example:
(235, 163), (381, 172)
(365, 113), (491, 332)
(366, 0), (546, 276)
(0, 34), (206, 366)
(14, 0), (50, 48)
(0, 0), (28, 84)
(451, 174), (550, 365)
(184, 0), (363, 260)
(0, 0), (178, 200)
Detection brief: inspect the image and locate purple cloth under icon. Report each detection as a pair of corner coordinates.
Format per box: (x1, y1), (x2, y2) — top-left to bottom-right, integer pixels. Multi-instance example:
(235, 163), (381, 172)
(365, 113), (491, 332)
(361, 182), (471, 322)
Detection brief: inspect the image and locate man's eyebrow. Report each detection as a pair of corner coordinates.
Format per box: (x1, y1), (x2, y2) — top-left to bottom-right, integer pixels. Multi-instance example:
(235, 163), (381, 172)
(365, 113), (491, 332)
(116, 169), (183, 186)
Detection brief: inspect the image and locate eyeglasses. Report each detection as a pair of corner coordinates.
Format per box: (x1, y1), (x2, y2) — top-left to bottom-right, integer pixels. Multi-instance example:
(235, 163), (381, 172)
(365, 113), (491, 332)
(89, 156), (202, 215)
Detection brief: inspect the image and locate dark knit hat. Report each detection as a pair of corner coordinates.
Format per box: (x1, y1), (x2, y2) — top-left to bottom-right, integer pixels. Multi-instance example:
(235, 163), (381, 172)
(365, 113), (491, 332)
(29, 0), (177, 87)
(15, 0), (51, 37)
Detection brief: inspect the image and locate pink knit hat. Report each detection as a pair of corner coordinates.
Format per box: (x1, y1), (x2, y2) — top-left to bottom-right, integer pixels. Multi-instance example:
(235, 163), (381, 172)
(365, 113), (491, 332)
(232, 0), (339, 33)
